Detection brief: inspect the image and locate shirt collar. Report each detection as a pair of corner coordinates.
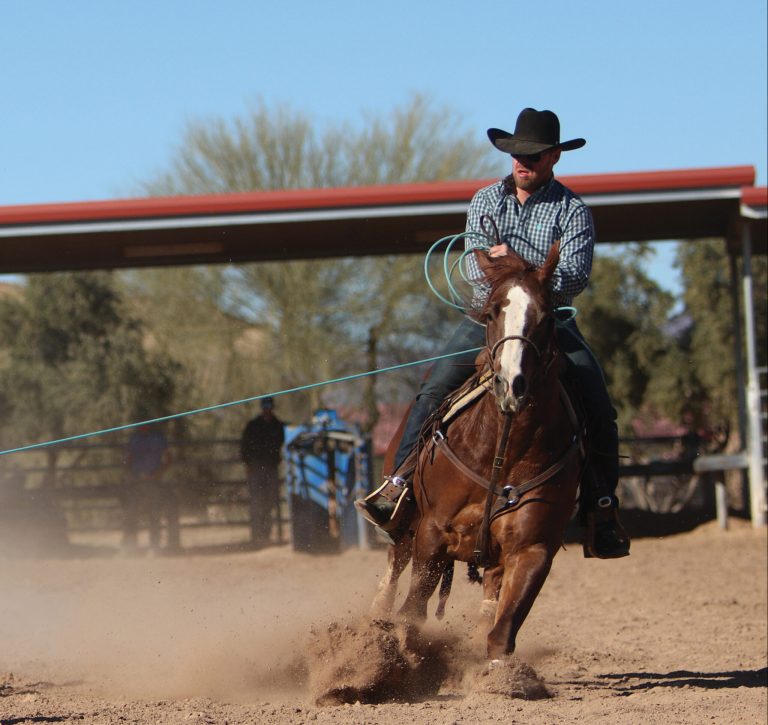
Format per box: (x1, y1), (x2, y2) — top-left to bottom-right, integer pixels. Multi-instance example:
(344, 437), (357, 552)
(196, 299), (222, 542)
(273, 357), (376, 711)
(501, 175), (559, 204)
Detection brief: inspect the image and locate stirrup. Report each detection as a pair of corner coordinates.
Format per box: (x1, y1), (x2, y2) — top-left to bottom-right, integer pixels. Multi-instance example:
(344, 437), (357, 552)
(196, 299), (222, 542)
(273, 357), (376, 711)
(354, 475), (412, 541)
(362, 475), (408, 504)
(384, 474), (409, 489)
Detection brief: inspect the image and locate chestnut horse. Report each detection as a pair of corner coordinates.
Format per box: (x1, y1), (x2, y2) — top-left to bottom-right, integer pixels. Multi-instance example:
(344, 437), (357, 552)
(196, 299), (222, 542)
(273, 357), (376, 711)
(371, 244), (585, 661)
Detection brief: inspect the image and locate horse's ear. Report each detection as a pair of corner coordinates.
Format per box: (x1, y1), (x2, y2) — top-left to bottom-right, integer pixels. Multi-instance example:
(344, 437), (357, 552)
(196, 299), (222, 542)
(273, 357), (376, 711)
(538, 241), (560, 286)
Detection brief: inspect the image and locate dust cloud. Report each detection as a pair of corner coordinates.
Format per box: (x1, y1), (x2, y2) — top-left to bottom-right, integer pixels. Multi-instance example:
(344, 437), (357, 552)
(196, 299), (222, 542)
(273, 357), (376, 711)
(1, 523), (766, 724)
(0, 545), (392, 702)
(1, 541), (522, 704)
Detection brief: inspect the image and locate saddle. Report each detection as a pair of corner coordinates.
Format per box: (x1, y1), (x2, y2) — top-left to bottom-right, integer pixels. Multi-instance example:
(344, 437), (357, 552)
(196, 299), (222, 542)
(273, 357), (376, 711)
(433, 366), (586, 450)
(423, 365), (608, 526)
(438, 370), (495, 426)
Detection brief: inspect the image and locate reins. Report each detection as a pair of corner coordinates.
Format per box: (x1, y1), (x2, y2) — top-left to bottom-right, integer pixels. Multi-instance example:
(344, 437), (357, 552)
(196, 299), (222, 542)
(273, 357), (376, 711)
(436, 303), (582, 568)
(432, 423), (579, 505)
(436, 382), (583, 569)
(473, 413), (514, 568)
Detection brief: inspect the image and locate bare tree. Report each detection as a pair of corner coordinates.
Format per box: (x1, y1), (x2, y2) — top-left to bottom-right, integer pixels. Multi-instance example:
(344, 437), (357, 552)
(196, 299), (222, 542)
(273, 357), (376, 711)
(135, 95), (502, 430)
(142, 93), (499, 195)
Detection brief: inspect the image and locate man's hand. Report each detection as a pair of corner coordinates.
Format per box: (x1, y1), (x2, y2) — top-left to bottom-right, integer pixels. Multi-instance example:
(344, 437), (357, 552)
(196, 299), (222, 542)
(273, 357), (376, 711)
(489, 244), (508, 258)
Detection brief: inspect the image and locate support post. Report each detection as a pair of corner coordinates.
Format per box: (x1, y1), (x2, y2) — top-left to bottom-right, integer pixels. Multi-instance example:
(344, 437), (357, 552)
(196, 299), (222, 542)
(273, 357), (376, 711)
(715, 478), (729, 530)
(729, 254), (751, 514)
(741, 224), (767, 527)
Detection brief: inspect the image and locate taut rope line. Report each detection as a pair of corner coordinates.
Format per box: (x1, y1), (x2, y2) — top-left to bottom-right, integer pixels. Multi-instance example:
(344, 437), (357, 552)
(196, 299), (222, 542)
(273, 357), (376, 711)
(1, 230), (578, 458)
(0, 347), (482, 457)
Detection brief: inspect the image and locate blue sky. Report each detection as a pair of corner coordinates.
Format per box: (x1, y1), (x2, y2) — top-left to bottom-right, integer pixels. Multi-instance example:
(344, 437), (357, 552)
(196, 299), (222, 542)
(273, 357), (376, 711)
(1, 0), (766, 293)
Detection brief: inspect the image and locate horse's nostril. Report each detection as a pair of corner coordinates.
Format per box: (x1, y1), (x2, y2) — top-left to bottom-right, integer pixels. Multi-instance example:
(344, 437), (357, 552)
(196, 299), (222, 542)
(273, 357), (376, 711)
(511, 374), (527, 400)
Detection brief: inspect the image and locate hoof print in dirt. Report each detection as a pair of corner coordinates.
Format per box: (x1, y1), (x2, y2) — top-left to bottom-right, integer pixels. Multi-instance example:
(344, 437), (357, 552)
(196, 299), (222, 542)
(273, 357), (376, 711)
(308, 619), (449, 705)
(475, 656), (550, 700)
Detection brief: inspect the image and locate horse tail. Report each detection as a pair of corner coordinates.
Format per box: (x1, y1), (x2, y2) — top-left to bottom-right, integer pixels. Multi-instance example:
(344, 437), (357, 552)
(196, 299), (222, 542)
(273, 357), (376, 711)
(434, 561), (455, 620)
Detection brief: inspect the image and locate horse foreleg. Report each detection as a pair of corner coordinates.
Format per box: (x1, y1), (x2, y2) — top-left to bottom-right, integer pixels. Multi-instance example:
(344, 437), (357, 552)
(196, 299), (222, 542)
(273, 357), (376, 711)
(434, 560), (454, 620)
(479, 564), (504, 633)
(486, 543), (554, 660)
(397, 526), (446, 625)
(370, 531), (413, 618)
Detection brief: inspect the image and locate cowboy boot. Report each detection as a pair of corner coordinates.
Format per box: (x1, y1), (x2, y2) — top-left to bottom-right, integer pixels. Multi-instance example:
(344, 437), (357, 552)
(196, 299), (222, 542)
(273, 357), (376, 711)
(584, 495), (631, 559)
(582, 464), (630, 559)
(354, 450), (418, 541)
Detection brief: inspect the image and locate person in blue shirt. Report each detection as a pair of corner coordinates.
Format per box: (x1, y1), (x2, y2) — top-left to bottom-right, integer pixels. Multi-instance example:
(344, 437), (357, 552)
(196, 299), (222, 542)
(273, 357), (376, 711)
(122, 423), (176, 552)
(356, 108), (629, 559)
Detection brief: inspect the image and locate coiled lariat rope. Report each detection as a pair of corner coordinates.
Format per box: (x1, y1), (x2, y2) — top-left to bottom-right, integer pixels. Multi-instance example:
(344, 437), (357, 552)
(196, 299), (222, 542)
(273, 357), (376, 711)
(425, 224), (579, 322)
(0, 229), (577, 457)
(423, 229), (495, 312)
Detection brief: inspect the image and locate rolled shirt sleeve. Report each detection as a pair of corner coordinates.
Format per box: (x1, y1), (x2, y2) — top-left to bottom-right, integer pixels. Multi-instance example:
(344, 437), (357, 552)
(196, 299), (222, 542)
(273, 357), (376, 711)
(550, 202), (594, 303)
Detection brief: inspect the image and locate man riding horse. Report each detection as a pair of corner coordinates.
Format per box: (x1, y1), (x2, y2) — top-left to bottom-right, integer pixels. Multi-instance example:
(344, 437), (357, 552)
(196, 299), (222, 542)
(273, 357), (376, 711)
(356, 108), (630, 559)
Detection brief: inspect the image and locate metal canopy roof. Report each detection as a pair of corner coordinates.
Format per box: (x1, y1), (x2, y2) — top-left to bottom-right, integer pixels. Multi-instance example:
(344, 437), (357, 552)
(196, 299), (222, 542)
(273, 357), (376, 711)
(0, 165), (765, 274)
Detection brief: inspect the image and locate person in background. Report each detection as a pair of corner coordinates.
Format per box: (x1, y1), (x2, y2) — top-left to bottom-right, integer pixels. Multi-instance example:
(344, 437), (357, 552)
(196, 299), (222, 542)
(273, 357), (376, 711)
(240, 397), (285, 546)
(122, 423), (177, 553)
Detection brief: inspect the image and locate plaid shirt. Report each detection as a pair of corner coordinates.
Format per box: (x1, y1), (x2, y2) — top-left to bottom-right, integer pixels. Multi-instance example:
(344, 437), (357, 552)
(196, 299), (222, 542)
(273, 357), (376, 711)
(464, 176), (595, 308)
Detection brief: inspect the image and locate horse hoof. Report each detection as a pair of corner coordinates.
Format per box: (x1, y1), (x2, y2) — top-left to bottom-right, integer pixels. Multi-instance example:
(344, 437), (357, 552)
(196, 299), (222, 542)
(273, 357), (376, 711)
(394, 621), (424, 653)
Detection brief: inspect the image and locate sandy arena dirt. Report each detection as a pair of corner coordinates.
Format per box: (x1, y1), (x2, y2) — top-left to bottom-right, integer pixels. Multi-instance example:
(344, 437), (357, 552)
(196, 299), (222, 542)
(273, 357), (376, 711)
(1, 520), (766, 724)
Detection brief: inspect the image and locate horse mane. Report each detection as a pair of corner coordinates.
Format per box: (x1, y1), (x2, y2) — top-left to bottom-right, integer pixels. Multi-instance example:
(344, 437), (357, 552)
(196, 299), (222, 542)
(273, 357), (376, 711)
(468, 251), (541, 324)
(477, 252), (536, 290)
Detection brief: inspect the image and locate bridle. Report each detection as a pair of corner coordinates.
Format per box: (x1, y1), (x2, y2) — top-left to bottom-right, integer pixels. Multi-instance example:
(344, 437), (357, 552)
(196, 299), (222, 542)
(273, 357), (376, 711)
(476, 212), (556, 376)
(485, 313), (558, 390)
(458, 219), (577, 565)
(489, 333), (542, 362)
(473, 315), (573, 567)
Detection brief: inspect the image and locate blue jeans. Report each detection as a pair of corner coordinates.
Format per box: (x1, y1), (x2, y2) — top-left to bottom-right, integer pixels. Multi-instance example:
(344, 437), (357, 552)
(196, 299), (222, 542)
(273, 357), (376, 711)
(393, 316), (619, 494)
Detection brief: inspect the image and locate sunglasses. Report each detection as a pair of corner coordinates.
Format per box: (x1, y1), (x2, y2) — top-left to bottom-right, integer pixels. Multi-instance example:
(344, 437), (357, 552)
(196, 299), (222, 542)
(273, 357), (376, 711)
(512, 152), (545, 164)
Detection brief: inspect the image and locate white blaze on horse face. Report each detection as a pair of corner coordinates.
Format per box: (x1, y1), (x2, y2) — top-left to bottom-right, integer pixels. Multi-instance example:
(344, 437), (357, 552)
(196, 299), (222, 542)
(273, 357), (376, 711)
(498, 286), (534, 382)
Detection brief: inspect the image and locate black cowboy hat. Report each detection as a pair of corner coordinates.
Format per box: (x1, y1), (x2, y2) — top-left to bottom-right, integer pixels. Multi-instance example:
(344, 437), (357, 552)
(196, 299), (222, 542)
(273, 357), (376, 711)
(488, 108), (586, 155)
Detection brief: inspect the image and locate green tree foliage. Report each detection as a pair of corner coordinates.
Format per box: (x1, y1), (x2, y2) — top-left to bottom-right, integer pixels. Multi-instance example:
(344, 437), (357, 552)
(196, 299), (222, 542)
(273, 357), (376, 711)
(654, 239), (767, 434)
(576, 244), (675, 433)
(0, 273), (179, 468)
(135, 96), (706, 438)
(228, 254), (461, 430)
(131, 95), (500, 431)
(117, 265), (254, 433)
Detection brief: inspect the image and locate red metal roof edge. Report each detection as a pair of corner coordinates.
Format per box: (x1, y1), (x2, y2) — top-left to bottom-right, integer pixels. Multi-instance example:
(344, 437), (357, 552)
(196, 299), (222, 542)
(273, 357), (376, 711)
(0, 165), (757, 226)
(568, 165), (754, 195)
(741, 186), (768, 207)
(0, 177), (488, 225)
